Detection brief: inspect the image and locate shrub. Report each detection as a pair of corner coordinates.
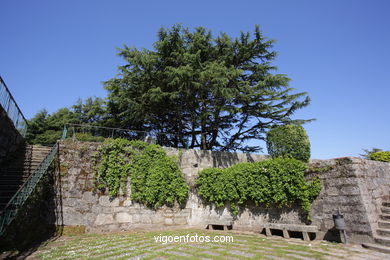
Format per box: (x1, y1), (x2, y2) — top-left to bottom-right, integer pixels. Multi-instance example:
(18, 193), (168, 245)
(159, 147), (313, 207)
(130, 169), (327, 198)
(360, 147), (382, 159)
(92, 138), (188, 208)
(75, 132), (106, 142)
(266, 124), (310, 162)
(196, 158), (321, 217)
(370, 151), (390, 162)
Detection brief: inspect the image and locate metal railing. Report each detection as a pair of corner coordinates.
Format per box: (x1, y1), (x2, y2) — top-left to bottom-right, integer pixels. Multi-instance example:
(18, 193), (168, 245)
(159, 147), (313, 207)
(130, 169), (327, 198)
(0, 122), (189, 236)
(0, 76), (28, 137)
(63, 123), (189, 148)
(0, 142), (59, 236)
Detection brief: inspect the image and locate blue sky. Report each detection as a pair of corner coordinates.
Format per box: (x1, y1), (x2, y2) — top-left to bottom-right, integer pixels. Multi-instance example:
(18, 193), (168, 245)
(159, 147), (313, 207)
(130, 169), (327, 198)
(1, 0), (389, 159)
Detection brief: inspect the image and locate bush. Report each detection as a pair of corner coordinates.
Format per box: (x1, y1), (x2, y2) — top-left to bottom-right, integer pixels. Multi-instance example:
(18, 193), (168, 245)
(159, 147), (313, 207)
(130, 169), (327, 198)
(266, 124), (310, 162)
(92, 138), (188, 208)
(370, 151), (390, 162)
(75, 132), (106, 142)
(196, 158), (321, 217)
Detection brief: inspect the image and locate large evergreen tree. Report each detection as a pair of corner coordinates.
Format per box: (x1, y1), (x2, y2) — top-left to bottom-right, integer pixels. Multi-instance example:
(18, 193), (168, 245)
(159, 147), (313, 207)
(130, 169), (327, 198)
(105, 24), (311, 152)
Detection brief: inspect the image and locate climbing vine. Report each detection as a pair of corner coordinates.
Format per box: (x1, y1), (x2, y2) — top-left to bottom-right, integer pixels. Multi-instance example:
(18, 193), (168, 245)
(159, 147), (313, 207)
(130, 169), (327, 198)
(196, 158), (321, 217)
(92, 138), (188, 208)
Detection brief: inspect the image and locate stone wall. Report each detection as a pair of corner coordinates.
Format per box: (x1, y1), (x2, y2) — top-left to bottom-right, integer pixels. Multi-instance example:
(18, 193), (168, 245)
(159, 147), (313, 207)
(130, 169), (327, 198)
(307, 158), (390, 243)
(0, 163), (62, 252)
(0, 105), (24, 165)
(58, 140), (390, 244)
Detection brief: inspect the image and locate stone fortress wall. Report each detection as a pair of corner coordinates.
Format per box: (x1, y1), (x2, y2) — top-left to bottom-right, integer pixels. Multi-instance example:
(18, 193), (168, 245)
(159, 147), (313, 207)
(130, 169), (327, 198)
(58, 140), (390, 244)
(0, 105), (24, 165)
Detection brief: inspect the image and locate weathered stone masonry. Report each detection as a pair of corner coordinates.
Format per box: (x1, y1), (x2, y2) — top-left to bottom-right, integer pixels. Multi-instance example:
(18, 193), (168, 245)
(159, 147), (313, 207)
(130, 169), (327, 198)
(58, 140), (390, 244)
(0, 105), (24, 164)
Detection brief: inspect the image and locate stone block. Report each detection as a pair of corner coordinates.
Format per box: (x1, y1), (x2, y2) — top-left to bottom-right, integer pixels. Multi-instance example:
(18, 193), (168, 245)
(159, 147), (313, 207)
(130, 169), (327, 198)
(63, 208), (86, 225)
(151, 215), (165, 224)
(94, 214), (115, 225)
(99, 196), (119, 206)
(340, 186), (361, 195)
(82, 191), (98, 203)
(115, 212), (133, 223)
(132, 214), (141, 223)
(140, 214), (152, 224)
(173, 217), (188, 225)
(123, 199), (132, 206)
(164, 218), (173, 225)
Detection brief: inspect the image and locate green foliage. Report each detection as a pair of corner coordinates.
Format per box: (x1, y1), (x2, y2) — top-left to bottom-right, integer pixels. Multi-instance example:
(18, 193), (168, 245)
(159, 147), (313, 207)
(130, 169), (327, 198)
(266, 124), (311, 162)
(92, 138), (188, 208)
(74, 133), (105, 142)
(196, 158), (321, 216)
(360, 147), (383, 159)
(26, 97), (107, 145)
(105, 24), (311, 152)
(26, 108), (78, 145)
(370, 151), (390, 162)
(72, 97), (106, 124)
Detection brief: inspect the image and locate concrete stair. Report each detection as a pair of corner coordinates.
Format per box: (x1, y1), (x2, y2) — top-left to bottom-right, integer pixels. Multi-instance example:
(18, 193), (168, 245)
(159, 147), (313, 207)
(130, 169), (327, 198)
(362, 201), (390, 254)
(0, 145), (51, 211)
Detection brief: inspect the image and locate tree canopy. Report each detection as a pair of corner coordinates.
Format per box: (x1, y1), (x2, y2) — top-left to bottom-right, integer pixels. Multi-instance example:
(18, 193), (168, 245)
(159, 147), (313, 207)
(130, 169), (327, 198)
(104, 24), (311, 152)
(26, 97), (106, 144)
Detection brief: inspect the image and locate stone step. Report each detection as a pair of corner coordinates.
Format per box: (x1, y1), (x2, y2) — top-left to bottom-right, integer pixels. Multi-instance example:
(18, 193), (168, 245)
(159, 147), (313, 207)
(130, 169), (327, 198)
(377, 228), (390, 237)
(0, 190), (18, 196)
(380, 214), (390, 221)
(32, 145), (52, 149)
(0, 185), (21, 191)
(379, 221), (390, 229)
(0, 172), (33, 177)
(382, 202), (390, 207)
(382, 207), (390, 214)
(2, 165), (42, 172)
(3, 163), (42, 169)
(0, 176), (30, 181)
(0, 196), (14, 202)
(374, 235), (390, 247)
(5, 159), (47, 167)
(362, 243), (390, 254)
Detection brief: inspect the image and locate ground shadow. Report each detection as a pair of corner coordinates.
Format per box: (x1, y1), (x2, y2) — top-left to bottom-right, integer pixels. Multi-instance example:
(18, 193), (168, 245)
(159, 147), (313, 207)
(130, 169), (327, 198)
(0, 151), (64, 259)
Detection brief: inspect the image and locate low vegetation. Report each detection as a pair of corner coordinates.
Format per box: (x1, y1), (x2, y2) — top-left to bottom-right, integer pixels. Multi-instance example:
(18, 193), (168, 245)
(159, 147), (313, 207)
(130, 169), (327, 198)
(34, 229), (371, 260)
(370, 151), (390, 162)
(196, 158), (321, 217)
(92, 138), (188, 208)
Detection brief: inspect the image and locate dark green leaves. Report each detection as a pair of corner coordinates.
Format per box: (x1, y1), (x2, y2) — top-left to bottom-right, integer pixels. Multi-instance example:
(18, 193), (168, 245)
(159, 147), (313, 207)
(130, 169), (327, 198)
(196, 158), (321, 217)
(105, 24), (311, 152)
(92, 138), (189, 208)
(266, 124), (311, 162)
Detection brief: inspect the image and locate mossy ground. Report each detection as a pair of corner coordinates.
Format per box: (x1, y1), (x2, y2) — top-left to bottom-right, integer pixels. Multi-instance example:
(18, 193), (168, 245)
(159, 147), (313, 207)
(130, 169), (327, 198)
(31, 229), (388, 259)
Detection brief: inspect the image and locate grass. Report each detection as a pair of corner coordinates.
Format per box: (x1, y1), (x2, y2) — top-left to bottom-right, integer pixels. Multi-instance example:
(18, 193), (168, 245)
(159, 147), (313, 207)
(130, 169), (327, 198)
(33, 229), (380, 259)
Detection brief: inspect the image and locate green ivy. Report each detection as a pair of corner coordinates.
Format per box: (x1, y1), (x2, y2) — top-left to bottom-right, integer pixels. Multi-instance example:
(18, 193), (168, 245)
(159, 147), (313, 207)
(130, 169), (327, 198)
(92, 138), (188, 208)
(196, 158), (321, 217)
(266, 124), (311, 162)
(370, 151), (390, 162)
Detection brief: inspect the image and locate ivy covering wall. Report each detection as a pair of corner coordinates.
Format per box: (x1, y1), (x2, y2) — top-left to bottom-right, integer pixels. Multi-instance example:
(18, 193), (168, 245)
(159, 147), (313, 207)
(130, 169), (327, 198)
(92, 138), (189, 208)
(92, 139), (320, 217)
(196, 158), (321, 217)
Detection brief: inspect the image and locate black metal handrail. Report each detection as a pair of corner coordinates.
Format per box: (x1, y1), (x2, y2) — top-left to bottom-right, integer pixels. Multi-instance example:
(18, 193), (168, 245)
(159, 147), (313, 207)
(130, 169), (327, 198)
(0, 76), (28, 137)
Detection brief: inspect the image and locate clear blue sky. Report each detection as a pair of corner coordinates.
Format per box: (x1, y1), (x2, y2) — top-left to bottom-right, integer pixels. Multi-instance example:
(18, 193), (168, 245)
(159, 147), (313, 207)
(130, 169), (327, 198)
(1, 0), (389, 159)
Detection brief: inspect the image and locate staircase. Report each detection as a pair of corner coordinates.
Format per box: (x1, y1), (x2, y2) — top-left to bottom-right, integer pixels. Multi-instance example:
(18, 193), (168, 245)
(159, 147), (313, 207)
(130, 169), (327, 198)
(362, 199), (390, 254)
(0, 145), (52, 211)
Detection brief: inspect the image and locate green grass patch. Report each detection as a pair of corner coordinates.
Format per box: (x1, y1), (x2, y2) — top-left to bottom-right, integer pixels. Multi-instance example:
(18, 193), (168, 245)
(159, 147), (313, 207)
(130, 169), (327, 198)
(35, 229), (365, 260)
